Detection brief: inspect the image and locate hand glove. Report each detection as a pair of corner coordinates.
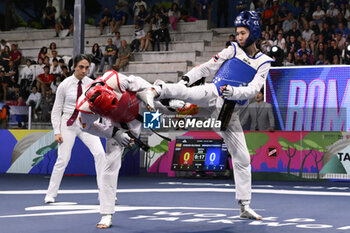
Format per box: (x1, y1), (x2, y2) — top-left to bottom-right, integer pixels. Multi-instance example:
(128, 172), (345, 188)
(168, 99), (185, 109)
(222, 85), (233, 99)
(112, 128), (131, 147)
(222, 85), (234, 99)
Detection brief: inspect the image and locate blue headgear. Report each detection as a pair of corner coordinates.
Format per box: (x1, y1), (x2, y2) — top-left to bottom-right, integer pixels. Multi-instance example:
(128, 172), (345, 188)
(234, 11), (261, 48)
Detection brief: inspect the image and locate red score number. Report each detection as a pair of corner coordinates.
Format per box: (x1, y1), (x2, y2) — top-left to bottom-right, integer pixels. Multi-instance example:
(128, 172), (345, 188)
(179, 148), (195, 165)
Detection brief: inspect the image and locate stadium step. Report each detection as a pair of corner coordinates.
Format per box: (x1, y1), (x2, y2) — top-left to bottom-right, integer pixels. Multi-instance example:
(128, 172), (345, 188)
(133, 51), (200, 63)
(126, 61), (191, 73)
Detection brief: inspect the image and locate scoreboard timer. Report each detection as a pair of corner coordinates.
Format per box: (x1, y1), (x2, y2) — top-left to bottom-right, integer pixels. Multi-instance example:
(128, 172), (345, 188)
(171, 138), (228, 171)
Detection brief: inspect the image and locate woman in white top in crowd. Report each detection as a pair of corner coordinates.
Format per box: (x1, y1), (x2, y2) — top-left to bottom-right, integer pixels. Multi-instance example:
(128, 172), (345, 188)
(34, 57), (45, 78)
(50, 58), (62, 75)
(50, 74), (62, 94)
(273, 32), (286, 53)
(19, 59), (35, 89)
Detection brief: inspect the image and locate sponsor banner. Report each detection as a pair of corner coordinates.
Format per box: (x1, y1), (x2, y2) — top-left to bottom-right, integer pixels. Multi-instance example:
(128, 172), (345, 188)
(146, 131), (350, 179)
(0, 130), (139, 175)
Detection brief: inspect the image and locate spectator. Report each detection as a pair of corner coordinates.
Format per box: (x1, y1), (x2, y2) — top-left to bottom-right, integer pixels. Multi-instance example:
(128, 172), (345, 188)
(292, 1), (302, 20)
(321, 21), (334, 42)
(7, 84), (21, 102)
(43, 56), (51, 68)
(260, 33), (274, 53)
(117, 0), (129, 23)
(0, 45), (11, 70)
(61, 66), (69, 80)
(34, 57), (45, 78)
(50, 50), (60, 63)
(301, 2), (313, 25)
(47, 42), (57, 58)
(0, 39), (11, 52)
(50, 75), (62, 94)
(279, 0), (293, 13)
(113, 31), (122, 50)
(199, 0), (214, 24)
(168, 3), (181, 31)
(58, 59), (65, 69)
(36, 65), (54, 94)
(99, 7), (113, 35)
(315, 53), (326, 65)
(314, 42), (326, 62)
(297, 52), (311, 65)
(26, 86), (41, 120)
(326, 2), (340, 26)
(335, 22), (350, 38)
(286, 35), (299, 56)
(98, 38), (117, 73)
(144, 31), (154, 51)
(335, 32), (346, 50)
(225, 34), (235, 48)
(136, 4), (150, 27)
(110, 4), (127, 34)
(89, 43), (103, 78)
(133, 0), (147, 24)
(285, 52), (296, 66)
(283, 12), (298, 33)
(10, 44), (22, 68)
(55, 9), (74, 37)
(43, 0), (57, 29)
(326, 39), (342, 62)
(288, 22), (301, 40)
(273, 33), (286, 53)
(0, 69), (8, 101)
(296, 40), (312, 63)
(155, 23), (171, 51)
(50, 58), (62, 75)
(240, 90), (275, 131)
(39, 87), (54, 122)
(112, 40), (131, 71)
(5, 60), (18, 88)
(130, 23), (146, 52)
(278, 5), (289, 24)
(302, 23), (314, 42)
(148, 5), (160, 31)
(38, 46), (48, 61)
(265, 17), (278, 35)
(19, 59), (35, 94)
(332, 54), (340, 64)
(312, 5), (325, 26)
(345, 4), (350, 22)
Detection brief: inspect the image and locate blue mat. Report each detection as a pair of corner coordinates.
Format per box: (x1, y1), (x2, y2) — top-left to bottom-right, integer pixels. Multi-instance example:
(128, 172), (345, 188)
(0, 174), (349, 233)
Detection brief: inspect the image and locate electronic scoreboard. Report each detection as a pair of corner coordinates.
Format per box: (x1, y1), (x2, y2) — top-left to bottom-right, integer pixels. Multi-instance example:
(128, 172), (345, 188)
(171, 138), (228, 171)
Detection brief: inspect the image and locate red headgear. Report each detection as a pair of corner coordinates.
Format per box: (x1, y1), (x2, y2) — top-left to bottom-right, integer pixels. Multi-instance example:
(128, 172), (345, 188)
(85, 82), (119, 116)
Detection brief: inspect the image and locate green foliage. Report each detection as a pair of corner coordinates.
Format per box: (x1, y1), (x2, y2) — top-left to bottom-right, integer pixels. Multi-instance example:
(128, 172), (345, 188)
(86, 18), (95, 25)
(278, 137), (292, 148)
(245, 132), (270, 155)
(36, 142), (58, 155)
(302, 132), (341, 149)
(29, 21), (43, 29)
(18, 21), (27, 27)
(149, 139), (169, 153)
(156, 1), (173, 10)
(32, 156), (44, 167)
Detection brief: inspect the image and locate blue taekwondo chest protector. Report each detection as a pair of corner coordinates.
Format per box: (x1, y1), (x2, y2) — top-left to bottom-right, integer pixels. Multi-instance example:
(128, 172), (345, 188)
(212, 52), (257, 105)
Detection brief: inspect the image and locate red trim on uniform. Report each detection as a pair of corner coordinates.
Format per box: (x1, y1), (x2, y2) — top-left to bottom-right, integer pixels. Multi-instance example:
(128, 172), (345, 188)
(76, 97), (93, 114)
(103, 70), (123, 93)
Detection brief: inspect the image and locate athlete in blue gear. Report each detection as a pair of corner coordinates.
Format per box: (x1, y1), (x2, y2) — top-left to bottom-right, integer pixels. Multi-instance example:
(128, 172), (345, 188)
(137, 11), (273, 220)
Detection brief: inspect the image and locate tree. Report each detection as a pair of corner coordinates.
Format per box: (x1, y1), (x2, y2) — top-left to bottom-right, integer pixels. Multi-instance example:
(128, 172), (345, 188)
(244, 132), (270, 164)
